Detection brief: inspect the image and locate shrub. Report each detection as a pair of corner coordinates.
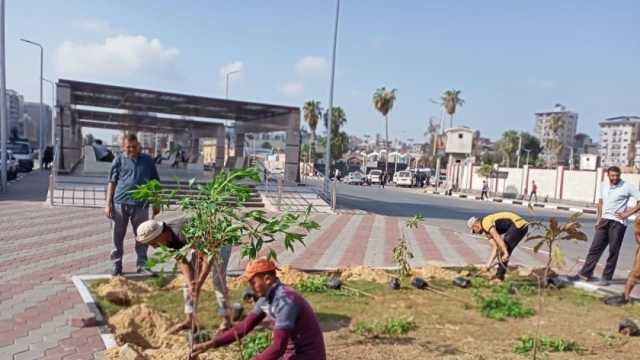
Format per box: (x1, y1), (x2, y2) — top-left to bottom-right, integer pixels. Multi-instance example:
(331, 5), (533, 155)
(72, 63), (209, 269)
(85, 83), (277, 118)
(475, 281), (535, 320)
(241, 332), (271, 360)
(294, 276), (329, 293)
(514, 335), (579, 356)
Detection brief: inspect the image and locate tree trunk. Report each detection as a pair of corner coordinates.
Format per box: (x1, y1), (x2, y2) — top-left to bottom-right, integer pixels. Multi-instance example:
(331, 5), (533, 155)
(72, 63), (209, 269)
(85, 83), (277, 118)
(310, 131), (316, 174)
(450, 113), (454, 129)
(385, 115), (389, 175)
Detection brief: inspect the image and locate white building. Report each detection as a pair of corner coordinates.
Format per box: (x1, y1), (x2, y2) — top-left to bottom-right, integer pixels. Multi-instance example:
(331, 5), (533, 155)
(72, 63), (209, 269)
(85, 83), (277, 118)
(534, 104), (578, 166)
(598, 116), (640, 168)
(6, 89), (24, 138)
(23, 102), (52, 148)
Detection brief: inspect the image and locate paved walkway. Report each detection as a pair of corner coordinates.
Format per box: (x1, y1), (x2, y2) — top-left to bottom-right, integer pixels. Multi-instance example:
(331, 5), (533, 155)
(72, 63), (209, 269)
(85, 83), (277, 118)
(1, 172), (638, 359)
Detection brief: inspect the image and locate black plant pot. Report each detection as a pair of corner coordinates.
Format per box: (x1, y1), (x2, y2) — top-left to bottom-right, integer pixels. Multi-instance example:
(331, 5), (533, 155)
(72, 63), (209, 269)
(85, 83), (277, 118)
(411, 277), (428, 289)
(452, 276), (470, 288)
(388, 277), (401, 290)
(327, 277), (343, 290)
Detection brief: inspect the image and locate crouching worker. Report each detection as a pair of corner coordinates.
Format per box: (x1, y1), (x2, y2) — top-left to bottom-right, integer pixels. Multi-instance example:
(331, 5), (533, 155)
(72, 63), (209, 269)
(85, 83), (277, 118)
(623, 220), (640, 303)
(136, 218), (233, 333)
(468, 211), (529, 282)
(190, 258), (326, 360)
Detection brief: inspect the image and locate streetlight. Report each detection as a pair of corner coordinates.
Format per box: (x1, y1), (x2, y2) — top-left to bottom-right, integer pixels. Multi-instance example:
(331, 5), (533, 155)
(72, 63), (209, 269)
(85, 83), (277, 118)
(0, 0), (7, 192)
(20, 38), (44, 167)
(324, 0), (340, 195)
(42, 78), (55, 146)
(224, 70), (240, 99)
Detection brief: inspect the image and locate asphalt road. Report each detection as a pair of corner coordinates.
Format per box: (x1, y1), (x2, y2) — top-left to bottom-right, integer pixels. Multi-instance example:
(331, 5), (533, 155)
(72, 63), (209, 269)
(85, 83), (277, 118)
(310, 179), (637, 276)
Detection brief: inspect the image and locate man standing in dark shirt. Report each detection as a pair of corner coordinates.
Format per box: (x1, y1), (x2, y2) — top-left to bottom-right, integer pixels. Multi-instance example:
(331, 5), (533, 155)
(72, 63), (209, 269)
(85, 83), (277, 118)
(190, 258), (326, 360)
(468, 211), (529, 282)
(105, 134), (160, 276)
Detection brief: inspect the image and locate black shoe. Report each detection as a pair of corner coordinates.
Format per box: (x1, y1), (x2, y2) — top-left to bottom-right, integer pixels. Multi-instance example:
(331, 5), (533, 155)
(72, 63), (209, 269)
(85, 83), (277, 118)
(111, 264), (123, 277)
(568, 274), (590, 282)
(596, 279), (611, 287)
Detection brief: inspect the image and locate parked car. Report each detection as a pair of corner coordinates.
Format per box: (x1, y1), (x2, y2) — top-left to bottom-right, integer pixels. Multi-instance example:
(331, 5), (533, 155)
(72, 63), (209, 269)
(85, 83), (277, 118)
(395, 171), (414, 187)
(345, 171), (364, 185)
(1, 150), (18, 180)
(368, 169), (382, 184)
(7, 141), (34, 172)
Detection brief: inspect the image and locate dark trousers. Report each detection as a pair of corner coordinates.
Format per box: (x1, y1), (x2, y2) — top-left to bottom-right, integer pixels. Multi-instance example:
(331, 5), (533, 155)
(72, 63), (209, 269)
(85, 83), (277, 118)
(110, 203), (149, 270)
(528, 191), (537, 202)
(496, 225), (529, 280)
(481, 190), (488, 200)
(579, 219), (627, 280)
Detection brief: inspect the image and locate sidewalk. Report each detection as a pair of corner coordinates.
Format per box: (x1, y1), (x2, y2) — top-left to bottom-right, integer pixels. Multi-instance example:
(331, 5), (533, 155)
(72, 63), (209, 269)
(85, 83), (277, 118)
(1, 176), (637, 359)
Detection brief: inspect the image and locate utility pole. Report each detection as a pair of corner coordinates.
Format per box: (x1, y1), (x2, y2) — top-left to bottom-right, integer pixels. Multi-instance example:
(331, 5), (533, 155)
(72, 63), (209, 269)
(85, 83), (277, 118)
(323, 0), (340, 195)
(20, 38), (43, 168)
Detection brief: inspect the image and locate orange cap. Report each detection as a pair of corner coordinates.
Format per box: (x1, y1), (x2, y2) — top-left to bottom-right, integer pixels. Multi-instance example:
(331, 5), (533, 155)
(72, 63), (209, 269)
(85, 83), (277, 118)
(242, 258), (279, 281)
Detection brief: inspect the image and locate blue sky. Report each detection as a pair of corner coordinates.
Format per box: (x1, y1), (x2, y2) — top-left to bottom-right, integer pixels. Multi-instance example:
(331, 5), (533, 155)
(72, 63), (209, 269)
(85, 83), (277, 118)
(6, 0), (639, 143)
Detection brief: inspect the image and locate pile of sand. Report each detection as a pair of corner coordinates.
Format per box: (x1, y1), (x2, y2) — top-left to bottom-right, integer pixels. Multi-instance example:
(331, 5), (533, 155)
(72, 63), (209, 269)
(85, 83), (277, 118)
(412, 266), (460, 281)
(164, 274), (214, 291)
(96, 277), (152, 306)
(339, 266), (390, 283)
(105, 304), (236, 359)
(277, 266), (310, 285)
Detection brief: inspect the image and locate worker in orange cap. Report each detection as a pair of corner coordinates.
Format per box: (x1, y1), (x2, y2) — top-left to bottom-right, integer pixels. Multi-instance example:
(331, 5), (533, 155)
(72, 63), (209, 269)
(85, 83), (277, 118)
(190, 258), (326, 360)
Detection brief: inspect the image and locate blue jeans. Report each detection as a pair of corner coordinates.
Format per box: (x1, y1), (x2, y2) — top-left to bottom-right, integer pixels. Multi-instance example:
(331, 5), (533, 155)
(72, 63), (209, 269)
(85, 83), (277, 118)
(110, 203), (149, 270)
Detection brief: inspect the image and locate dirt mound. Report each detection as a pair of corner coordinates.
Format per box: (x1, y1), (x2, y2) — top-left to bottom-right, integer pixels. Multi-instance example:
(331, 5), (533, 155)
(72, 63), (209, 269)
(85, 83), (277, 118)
(109, 304), (181, 349)
(163, 274), (214, 291)
(278, 266), (310, 285)
(105, 344), (233, 360)
(97, 277), (152, 306)
(412, 266), (460, 280)
(339, 266), (390, 283)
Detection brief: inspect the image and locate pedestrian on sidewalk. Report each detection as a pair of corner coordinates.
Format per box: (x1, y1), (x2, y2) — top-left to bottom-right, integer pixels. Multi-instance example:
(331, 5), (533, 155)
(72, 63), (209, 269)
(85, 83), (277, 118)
(380, 172), (386, 189)
(528, 180), (538, 202)
(571, 166), (640, 286)
(136, 218), (233, 332)
(623, 220), (640, 303)
(481, 180), (489, 200)
(190, 258), (326, 360)
(468, 211), (529, 283)
(105, 133), (161, 276)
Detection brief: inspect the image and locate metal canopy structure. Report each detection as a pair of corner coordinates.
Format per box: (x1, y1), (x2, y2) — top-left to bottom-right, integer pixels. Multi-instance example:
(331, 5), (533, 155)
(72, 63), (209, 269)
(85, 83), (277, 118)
(56, 79), (301, 182)
(59, 79), (298, 133)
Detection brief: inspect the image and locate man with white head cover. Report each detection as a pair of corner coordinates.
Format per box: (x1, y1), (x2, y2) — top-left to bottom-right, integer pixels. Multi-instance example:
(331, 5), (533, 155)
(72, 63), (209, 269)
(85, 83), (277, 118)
(137, 217), (233, 333)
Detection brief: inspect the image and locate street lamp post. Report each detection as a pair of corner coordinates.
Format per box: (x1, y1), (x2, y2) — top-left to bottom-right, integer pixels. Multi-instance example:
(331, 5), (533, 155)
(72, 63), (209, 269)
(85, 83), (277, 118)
(20, 38), (43, 168)
(324, 0), (340, 195)
(0, 0), (7, 192)
(224, 70), (240, 99)
(516, 133), (522, 168)
(524, 148), (532, 166)
(42, 78), (55, 146)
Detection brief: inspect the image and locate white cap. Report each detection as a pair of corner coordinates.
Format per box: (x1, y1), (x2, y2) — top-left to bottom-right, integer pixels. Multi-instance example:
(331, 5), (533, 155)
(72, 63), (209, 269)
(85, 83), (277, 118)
(466, 216), (479, 231)
(137, 220), (164, 244)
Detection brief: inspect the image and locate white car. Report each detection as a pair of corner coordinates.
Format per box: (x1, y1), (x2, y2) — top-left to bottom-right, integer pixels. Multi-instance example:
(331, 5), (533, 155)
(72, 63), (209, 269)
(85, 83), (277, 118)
(368, 170), (382, 184)
(345, 171), (364, 185)
(1, 151), (18, 180)
(395, 171), (414, 187)
(7, 141), (34, 172)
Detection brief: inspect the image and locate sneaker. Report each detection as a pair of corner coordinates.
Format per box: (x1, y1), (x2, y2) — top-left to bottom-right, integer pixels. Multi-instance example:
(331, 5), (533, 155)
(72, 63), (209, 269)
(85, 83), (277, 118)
(568, 274), (591, 282)
(136, 266), (153, 275)
(596, 279), (611, 287)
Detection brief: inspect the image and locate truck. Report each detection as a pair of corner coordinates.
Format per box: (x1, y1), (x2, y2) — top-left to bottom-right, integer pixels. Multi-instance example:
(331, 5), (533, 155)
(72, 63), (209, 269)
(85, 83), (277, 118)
(7, 141), (34, 172)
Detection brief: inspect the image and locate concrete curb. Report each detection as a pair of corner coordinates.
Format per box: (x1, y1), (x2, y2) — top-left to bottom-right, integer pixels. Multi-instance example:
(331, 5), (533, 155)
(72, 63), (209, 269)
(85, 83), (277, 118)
(71, 275), (119, 350)
(419, 189), (607, 216)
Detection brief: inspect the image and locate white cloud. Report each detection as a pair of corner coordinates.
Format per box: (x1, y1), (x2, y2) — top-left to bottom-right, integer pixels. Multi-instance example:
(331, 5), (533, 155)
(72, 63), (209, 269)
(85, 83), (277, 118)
(74, 18), (117, 35)
(280, 82), (304, 97)
(295, 56), (328, 76)
(54, 35), (180, 78)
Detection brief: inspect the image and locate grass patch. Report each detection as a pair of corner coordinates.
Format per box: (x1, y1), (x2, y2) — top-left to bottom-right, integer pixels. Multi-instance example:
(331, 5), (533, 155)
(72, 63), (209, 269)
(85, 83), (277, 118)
(475, 281), (535, 321)
(553, 287), (598, 306)
(514, 335), (580, 356)
(352, 316), (417, 338)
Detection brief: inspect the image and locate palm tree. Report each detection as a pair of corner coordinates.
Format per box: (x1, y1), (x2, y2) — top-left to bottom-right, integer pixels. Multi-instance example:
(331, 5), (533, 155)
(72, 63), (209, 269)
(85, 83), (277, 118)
(497, 130), (519, 167)
(441, 89), (465, 128)
(323, 106), (348, 163)
(373, 87), (397, 174)
(424, 117), (440, 156)
(303, 100), (322, 173)
(545, 114), (565, 167)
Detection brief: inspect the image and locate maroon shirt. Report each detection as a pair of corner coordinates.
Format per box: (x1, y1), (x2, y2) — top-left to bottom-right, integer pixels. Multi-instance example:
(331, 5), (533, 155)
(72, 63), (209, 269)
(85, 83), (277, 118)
(213, 281), (326, 360)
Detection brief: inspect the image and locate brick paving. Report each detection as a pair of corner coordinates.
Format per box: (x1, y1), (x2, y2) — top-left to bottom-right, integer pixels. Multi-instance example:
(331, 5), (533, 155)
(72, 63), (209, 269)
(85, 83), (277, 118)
(1, 171), (637, 359)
